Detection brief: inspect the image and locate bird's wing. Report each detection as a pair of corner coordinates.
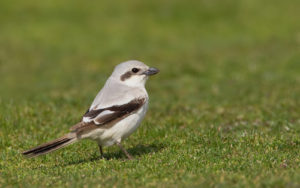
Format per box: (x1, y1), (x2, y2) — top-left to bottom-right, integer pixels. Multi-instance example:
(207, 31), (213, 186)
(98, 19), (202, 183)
(83, 97), (146, 124)
(70, 98), (146, 134)
(70, 78), (147, 134)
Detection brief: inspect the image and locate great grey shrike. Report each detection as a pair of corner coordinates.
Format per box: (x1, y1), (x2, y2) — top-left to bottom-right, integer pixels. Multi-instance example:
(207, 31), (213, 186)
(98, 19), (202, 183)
(22, 60), (159, 159)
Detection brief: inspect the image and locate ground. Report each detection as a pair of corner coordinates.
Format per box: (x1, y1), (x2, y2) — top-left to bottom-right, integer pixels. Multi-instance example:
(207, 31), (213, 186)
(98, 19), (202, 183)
(0, 0), (299, 187)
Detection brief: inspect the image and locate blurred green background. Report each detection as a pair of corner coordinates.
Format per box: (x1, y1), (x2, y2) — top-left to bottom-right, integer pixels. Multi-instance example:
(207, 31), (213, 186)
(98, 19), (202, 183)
(0, 0), (299, 187)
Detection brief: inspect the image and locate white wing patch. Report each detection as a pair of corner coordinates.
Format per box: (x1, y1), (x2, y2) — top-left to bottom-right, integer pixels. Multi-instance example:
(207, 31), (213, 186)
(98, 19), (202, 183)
(83, 110), (114, 123)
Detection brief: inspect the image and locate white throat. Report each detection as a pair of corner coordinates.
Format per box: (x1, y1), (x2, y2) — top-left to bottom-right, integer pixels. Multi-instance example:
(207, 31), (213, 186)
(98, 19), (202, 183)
(122, 75), (148, 87)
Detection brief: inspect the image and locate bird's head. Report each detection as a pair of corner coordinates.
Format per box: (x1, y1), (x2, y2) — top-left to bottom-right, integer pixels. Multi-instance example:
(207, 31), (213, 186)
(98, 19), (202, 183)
(111, 60), (159, 87)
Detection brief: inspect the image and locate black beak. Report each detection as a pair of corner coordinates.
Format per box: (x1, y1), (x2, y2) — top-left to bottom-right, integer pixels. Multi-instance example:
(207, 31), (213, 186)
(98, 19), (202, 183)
(143, 67), (159, 76)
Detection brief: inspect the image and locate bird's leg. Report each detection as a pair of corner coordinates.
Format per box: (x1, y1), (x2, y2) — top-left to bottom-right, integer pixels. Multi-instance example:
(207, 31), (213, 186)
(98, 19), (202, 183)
(98, 143), (104, 159)
(116, 141), (133, 160)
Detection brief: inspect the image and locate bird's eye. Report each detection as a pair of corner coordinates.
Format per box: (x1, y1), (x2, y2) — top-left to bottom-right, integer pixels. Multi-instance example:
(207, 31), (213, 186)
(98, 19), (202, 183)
(131, 68), (139, 73)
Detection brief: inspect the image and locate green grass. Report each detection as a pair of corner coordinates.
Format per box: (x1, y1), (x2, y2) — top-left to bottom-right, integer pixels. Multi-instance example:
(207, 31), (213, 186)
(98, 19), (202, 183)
(1, 0), (300, 187)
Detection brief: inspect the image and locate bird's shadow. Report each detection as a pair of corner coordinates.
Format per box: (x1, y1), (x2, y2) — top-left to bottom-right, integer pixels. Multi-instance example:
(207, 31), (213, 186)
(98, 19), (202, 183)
(60, 142), (165, 167)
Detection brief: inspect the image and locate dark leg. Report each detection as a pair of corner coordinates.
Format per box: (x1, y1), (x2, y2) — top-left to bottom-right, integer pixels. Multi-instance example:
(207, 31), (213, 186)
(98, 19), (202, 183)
(98, 143), (104, 159)
(116, 141), (133, 160)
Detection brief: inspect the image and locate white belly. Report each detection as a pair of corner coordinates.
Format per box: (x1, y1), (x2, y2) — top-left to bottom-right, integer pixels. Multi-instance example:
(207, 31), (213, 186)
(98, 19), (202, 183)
(82, 102), (148, 146)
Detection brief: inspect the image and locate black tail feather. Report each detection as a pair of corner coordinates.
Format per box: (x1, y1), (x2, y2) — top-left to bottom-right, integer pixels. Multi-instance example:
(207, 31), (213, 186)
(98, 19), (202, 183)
(22, 134), (77, 158)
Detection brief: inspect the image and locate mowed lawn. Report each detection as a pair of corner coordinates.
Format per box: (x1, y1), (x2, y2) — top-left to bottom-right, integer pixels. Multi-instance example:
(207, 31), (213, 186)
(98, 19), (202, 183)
(0, 0), (300, 187)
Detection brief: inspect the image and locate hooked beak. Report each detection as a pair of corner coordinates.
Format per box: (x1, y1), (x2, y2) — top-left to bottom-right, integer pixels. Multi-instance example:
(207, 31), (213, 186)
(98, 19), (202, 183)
(143, 67), (159, 76)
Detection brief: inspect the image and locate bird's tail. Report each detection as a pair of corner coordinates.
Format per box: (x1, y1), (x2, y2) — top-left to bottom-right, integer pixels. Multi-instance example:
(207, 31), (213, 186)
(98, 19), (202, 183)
(22, 133), (77, 158)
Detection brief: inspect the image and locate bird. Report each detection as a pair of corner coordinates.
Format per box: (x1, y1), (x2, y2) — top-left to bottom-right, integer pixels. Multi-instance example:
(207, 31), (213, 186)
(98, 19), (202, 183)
(22, 60), (159, 159)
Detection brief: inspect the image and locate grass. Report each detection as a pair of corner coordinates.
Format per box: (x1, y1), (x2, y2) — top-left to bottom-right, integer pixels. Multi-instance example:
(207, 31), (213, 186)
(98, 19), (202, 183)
(0, 0), (300, 187)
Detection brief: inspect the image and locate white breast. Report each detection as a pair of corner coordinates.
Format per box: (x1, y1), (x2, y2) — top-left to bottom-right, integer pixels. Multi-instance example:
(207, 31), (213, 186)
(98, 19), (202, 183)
(82, 101), (149, 146)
